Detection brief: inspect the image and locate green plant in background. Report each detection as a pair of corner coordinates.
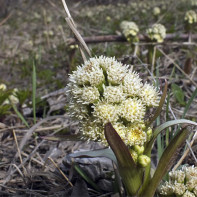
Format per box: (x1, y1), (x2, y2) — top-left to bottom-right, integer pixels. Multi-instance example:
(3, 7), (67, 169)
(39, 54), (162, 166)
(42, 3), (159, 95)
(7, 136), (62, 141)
(159, 166), (197, 196)
(171, 84), (186, 106)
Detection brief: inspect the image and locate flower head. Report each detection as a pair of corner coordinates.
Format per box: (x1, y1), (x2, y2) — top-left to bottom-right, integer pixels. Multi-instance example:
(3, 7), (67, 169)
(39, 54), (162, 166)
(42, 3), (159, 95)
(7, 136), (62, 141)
(159, 166), (197, 196)
(153, 7), (161, 16)
(0, 84), (7, 91)
(139, 83), (160, 107)
(66, 56), (160, 147)
(120, 98), (145, 123)
(185, 10), (197, 24)
(120, 21), (139, 41)
(146, 23), (166, 43)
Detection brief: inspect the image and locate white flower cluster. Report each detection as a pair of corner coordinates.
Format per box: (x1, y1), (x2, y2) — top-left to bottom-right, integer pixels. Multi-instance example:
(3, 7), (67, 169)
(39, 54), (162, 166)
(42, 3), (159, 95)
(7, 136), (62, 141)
(146, 23), (166, 43)
(66, 56), (160, 147)
(159, 166), (197, 196)
(120, 21), (139, 41)
(0, 84), (19, 105)
(153, 7), (161, 16)
(185, 10), (197, 24)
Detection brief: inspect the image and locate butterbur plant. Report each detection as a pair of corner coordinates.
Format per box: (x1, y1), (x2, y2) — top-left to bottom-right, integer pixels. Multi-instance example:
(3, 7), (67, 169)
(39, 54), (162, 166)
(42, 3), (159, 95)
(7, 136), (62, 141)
(62, 1), (197, 196)
(120, 21), (139, 42)
(66, 56), (197, 196)
(146, 23), (166, 43)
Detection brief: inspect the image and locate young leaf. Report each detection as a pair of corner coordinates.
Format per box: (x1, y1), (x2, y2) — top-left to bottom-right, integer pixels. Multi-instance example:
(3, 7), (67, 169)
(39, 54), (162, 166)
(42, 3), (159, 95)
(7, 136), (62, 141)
(145, 119), (197, 156)
(171, 83), (185, 106)
(104, 123), (143, 196)
(141, 129), (189, 197)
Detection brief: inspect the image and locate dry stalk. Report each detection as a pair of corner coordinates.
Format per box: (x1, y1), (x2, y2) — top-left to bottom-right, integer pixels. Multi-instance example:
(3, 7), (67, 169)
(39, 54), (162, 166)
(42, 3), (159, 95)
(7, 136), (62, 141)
(61, 0), (91, 61)
(12, 130), (27, 176)
(46, 157), (73, 187)
(173, 131), (197, 170)
(156, 47), (197, 87)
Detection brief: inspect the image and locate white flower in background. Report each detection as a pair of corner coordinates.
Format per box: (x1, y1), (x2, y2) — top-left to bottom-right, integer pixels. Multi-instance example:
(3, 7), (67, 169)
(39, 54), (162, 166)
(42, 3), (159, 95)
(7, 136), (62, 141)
(153, 7), (161, 16)
(185, 10), (197, 24)
(191, 0), (197, 6)
(159, 166), (197, 196)
(120, 21), (139, 41)
(66, 56), (160, 147)
(0, 84), (7, 91)
(146, 23), (166, 43)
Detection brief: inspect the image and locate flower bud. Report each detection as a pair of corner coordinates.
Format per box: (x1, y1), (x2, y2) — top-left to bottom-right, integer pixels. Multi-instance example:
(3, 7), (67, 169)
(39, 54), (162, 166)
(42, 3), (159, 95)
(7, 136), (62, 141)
(138, 155), (151, 167)
(147, 128), (152, 141)
(133, 145), (144, 155)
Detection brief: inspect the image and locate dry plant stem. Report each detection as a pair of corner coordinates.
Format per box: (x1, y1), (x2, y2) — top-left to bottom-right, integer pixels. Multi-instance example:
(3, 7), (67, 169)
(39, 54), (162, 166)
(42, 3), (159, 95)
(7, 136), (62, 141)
(21, 152), (44, 166)
(18, 115), (66, 153)
(43, 8), (50, 49)
(186, 139), (197, 163)
(46, 157), (73, 187)
(62, 0), (91, 59)
(173, 131), (197, 170)
(0, 125), (25, 133)
(15, 124), (65, 133)
(4, 115), (66, 184)
(157, 47), (197, 87)
(151, 46), (156, 74)
(11, 164), (24, 179)
(66, 34), (197, 45)
(12, 130), (27, 176)
(0, 11), (13, 26)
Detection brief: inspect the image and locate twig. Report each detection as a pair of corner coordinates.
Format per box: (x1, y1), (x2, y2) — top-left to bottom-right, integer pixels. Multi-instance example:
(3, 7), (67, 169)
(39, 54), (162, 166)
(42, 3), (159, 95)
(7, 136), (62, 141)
(46, 157), (73, 187)
(61, 0), (91, 60)
(18, 115), (67, 153)
(3, 118), (72, 184)
(0, 12), (13, 26)
(66, 34), (197, 45)
(157, 47), (197, 87)
(12, 130), (27, 175)
(173, 131), (197, 170)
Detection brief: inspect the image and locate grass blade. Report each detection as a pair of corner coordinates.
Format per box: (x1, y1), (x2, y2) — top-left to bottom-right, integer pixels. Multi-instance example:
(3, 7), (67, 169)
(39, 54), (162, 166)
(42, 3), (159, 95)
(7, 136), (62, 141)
(12, 103), (29, 128)
(32, 62), (37, 124)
